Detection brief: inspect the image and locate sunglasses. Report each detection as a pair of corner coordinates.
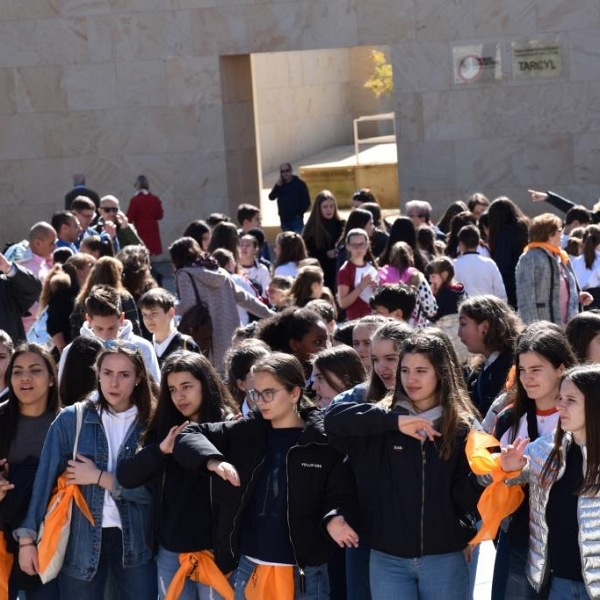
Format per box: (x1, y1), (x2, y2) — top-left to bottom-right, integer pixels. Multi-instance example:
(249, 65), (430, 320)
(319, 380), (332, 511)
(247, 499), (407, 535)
(101, 206), (119, 213)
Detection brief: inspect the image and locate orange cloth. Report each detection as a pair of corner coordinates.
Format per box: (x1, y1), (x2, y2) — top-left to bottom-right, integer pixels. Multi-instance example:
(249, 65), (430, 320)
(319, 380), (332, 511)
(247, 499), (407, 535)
(524, 242), (569, 265)
(164, 551), (233, 600)
(37, 473), (95, 576)
(0, 531), (14, 600)
(245, 564), (294, 600)
(466, 430), (525, 546)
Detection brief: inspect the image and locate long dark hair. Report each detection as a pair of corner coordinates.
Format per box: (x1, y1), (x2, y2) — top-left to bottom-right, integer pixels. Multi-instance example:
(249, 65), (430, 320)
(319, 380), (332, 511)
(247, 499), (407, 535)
(94, 343), (156, 427)
(257, 307), (325, 354)
(393, 329), (477, 459)
(147, 352), (236, 440)
(0, 343), (61, 457)
(582, 225), (600, 270)
(311, 346), (366, 394)
(541, 365), (600, 495)
(487, 197), (529, 255)
(60, 336), (103, 406)
(302, 190), (343, 250)
(274, 232), (308, 268)
(509, 323), (576, 442)
(379, 217), (425, 271)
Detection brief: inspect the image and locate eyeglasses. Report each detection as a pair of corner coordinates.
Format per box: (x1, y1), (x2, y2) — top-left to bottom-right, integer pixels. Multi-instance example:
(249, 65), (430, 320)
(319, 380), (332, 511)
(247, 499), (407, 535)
(101, 206), (119, 213)
(248, 388), (286, 403)
(102, 339), (140, 353)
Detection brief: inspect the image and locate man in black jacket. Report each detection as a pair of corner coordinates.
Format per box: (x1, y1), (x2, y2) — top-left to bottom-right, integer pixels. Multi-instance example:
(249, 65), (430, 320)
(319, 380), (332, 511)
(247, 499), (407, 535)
(0, 252), (42, 342)
(268, 163), (311, 233)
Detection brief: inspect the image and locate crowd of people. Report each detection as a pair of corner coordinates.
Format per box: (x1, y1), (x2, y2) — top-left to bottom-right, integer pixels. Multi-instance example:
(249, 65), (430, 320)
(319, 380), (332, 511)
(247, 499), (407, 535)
(2, 167), (600, 600)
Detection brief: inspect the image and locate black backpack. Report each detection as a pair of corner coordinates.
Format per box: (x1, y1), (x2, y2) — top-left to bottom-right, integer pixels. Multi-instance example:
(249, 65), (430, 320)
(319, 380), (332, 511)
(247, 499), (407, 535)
(177, 272), (213, 357)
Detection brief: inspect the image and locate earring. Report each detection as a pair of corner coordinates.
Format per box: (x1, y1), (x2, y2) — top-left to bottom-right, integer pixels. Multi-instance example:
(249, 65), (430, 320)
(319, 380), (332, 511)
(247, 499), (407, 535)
(292, 401), (299, 415)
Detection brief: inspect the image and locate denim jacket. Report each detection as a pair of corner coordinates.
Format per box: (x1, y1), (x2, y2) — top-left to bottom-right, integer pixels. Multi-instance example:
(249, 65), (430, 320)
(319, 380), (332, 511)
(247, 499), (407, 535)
(15, 401), (152, 582)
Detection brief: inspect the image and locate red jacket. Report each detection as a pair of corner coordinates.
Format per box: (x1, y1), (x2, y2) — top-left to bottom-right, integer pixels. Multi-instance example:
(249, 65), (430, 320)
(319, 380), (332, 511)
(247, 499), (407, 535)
(127, 191), (163, 254)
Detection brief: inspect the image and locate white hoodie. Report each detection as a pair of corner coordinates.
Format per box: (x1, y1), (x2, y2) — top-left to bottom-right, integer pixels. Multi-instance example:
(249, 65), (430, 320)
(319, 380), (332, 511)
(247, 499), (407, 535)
(58, 320), (161, 384)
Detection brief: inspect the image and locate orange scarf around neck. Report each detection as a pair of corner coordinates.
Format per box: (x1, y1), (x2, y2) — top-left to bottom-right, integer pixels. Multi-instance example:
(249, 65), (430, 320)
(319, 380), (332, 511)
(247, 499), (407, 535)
(524, 242), (569, 265)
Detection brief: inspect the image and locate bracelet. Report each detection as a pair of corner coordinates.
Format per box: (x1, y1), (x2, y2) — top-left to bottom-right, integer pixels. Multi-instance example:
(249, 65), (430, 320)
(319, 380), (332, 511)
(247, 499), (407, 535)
(19, 542), (36, 548)
(97, 470), (104, 486)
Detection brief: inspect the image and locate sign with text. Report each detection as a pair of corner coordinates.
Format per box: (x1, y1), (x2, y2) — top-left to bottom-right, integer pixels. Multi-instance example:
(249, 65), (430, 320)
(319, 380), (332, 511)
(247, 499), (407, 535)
(453, 43), (502, 84)
(512, 40), (562, 78)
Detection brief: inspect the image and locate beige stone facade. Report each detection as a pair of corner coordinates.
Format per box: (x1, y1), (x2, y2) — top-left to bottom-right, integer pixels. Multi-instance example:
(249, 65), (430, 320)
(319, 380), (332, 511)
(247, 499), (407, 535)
(0, 1), (599, 246)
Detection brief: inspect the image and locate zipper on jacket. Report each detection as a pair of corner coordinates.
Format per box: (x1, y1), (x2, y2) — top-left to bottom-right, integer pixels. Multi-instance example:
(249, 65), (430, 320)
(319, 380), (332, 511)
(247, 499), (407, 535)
(286, 440), (328, 593)
(420, 443), (426, 557)
(229, 456), (265, 559)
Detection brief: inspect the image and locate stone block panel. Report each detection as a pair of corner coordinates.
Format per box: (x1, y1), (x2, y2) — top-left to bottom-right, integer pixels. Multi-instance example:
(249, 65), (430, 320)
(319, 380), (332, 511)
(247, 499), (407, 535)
(536, 0), (600, 32)
(356, 0), (415, 45)
(116, 60), (168, 108)
(390, 42), (449, 93)
(415, 0), (474, 42)
(398, 140), (456, 192)
(64, 63), (118, 110)
(14, 66), (68, 113)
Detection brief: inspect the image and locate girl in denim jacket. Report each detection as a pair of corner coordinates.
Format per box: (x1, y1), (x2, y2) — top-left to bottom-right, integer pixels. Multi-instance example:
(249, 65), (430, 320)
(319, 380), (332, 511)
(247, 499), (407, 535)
(16, 342), (157, 600)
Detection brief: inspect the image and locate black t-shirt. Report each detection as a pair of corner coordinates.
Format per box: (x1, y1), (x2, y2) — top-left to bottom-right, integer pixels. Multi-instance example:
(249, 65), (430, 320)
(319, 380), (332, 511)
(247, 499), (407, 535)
(547, 443), (584, 582)
(240, 427), (302, 564)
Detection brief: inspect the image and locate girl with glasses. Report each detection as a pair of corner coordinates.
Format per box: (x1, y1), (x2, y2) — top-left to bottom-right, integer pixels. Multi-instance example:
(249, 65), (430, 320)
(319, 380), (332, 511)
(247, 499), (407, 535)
(337, 229), (379, 320)
(117, 352), (238, 599)
(16, 342), (157, 600)
(174, 352), (359, 600)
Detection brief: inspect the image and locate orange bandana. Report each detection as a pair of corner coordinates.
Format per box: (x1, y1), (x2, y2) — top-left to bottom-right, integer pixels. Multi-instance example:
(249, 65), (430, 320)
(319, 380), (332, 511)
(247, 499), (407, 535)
(465, 430), (525, 546)
(165, 550), (233, 600)
(0, 531), (14, 600)
(524, 242), (569, 265)
(245, 564), (294, 600)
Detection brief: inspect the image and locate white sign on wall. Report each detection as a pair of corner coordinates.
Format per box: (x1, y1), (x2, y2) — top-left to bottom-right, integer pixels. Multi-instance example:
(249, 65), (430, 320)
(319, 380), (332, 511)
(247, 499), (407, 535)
(453, 43), (502, 84)
(512, 40), (562, 79)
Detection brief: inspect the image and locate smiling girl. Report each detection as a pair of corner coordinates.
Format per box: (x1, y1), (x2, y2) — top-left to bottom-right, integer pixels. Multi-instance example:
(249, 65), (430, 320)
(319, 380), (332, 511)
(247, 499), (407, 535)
(174, 353), (359, 600)
(0, 343), (61, 600)
(491, 324), (576, 600)
(500, 364), (600, 599)
(118, 352), (237, 599)
(337, 229), (379, 320)
(325, 330), (482, 600)
(16, 342), (157, 600)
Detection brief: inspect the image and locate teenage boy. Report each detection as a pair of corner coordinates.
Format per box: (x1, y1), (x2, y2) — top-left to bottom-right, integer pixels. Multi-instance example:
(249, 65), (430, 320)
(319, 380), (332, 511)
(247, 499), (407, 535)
(58, 284), (160, 383)
(369, 283), (417, 324)
(236, 204), (262, 233)
(238, 234), (270, 298)
(138, 288), (200, 366)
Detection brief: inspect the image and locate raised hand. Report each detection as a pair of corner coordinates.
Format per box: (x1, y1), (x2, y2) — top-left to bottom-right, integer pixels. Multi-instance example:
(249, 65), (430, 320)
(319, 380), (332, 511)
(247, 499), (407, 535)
(326, 515), (360, 548)
(500, 437), (529, 472)
(207, 459), (241, 487)
(528, 189), (549, 203)
(160, 421), (190, 455)
(397, 415), (441, 442)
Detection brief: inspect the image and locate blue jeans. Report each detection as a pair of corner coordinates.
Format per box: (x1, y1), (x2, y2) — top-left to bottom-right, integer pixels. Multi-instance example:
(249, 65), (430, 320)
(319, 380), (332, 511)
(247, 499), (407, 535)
(157, 546), (225, 600)
(346, 545), (371, 600)
(8, 577), (59, 600)
(504, 542), (547, 599)
(280, 216), (304, 233)
(234, 555), (330, 599)
(58, 528), (157, 600)
(549, 576), (590, 600)
(369, 549), (469, 600)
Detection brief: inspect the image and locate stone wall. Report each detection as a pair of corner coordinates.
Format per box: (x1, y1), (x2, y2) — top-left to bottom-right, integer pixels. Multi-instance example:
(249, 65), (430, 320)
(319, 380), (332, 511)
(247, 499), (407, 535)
(0, 0), (598, 245)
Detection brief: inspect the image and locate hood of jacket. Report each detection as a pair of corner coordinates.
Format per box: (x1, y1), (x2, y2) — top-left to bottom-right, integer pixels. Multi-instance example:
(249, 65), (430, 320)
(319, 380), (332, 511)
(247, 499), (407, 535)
(79, 319), (134, 340)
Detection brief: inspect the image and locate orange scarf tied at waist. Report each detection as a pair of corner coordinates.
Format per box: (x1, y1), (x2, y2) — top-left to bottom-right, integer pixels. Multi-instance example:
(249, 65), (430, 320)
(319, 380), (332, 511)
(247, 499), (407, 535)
(524, 242), (569, 265)
(245, 564), (294, 600)
(37, 473), (95, 575)
(164, 550), (233, 600)
(0, 531), (14, 600)
(465, 431), (525, 547)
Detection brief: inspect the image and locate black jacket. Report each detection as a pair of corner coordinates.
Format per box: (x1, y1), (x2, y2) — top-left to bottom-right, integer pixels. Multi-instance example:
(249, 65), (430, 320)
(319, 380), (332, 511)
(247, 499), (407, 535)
(268, 176), (311, 221)
(173, 407), (358, 573)
(324, 402), (483, 558)
(465, 351), (513, 417)
(0, 264), (41, 343)
(117, 433), (213, 554)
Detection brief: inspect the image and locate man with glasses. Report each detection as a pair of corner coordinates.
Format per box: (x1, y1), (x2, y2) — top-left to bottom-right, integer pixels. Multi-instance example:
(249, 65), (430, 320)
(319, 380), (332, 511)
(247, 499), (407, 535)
(71, 195), (118, 252)
(268, 162), (311, 233)
(95, 195), (143, 249)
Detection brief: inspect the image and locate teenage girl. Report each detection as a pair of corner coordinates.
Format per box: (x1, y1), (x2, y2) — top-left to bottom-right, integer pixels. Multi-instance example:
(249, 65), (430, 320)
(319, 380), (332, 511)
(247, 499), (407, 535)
(500, 364), (600, 599)
(565, 311), (600, 364)
(17, 342), (157, 600)
(173, 353), (359, 600)
(458, 295), (520, 418)
(117, 352), (237, 599)
(257, 307), (330, 379)
(325, 330), (482, 600)
(0, 343), (61, 600)
(337, 229), (379, 320)
(351, 316), (388, 374)
(273, 232), (309, 278)
(491, 324), (576, 600)
(290, 266), (325, 308)
(311, 346), (366, 409)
